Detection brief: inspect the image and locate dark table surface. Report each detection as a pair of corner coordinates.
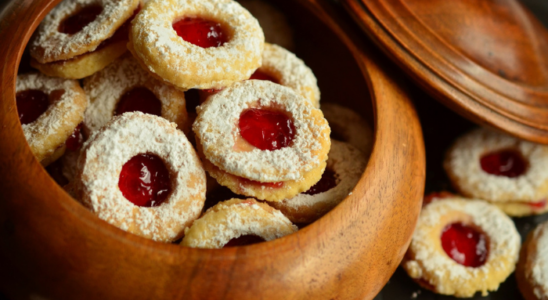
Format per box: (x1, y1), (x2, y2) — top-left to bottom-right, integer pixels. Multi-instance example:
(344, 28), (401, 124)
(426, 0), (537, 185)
(0, 0), (547, 299)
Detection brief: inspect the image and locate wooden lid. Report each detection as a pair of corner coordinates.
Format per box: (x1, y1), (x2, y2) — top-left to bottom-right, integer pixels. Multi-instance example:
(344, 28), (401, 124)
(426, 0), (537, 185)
(343, 0), (548, 144)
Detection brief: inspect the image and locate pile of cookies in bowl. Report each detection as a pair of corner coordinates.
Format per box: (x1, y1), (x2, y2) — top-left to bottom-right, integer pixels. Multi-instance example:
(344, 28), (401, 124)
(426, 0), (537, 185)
(17, 0), (374, 249)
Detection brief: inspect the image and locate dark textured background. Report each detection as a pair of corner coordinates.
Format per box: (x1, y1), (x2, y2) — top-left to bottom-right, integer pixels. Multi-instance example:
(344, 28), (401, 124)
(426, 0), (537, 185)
(0, 0), (547, 299)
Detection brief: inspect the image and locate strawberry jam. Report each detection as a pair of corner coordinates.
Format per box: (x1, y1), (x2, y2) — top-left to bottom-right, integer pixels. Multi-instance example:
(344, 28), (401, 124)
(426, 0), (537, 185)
(239, 108), (295, 151)
(480, 149), (526, 178)
(115, 87), (162, 117)
(249, 70), (279, 83)
(59, 5), (103, 35)
(118, 153), (171, 207)
(173, 18), (227, 48)
(441, 223), (488, 267)
(240, 177), (284, 188)
(224, 235), (266, 247)
(303, 169), (337, 195)
(529, 200), (547, 209)
(65, 123), (84, 151)
(16, 90), (49, 125)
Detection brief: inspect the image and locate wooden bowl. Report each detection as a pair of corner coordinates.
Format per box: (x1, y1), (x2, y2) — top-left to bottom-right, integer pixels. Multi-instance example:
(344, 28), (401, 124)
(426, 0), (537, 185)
(343, 0), (548, 144)
(0, 0), (425, 299)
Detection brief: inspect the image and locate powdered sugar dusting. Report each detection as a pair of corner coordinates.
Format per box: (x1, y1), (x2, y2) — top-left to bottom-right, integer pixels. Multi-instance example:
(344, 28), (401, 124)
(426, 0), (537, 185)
(83, 55), (187, 133)
(193, 80), (331, 182)
(129, 0), (264, 89)
(260, 43), (320, 107)
(75, 112), (206, 242)
(17, 73), (87, 162)
(404, 198), (520, 296)
(321, 103), (373, 156)
(30, 0), (139, 63)
(277, 140), (366, 210)
(445, 128), (548, 203)
(182, 198), (297, 249)
(529, 221), (548, 298)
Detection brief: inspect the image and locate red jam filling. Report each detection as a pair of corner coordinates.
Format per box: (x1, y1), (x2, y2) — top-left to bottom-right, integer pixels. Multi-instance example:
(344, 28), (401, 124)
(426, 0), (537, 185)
(16, 90), (49, 125)
(115, 87), (162, 117)
(65, 123), (84, 151)
(59, 5), (103, 35)
(239, 108), (295, 151)
(173, 17), (227, 48)
(441, 223), (488, 267)
(529, 200), (547, 209)
(249, 70), (279, 83)
(480, 149), (526, 178)
(303, 169), (337, 195)
(118, 154), (171, 207)
(223, 235), (266, 247)
(240, 177), (284, 188)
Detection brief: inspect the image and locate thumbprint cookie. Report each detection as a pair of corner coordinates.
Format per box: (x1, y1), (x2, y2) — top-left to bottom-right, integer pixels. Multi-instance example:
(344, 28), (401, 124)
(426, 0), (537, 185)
(74, 112), (206, 242)
(16, 73), (88, 165)
(83, 55), (189, 135)
(30, 0), (141, 79)
(321, 103), (373, 156)
(199, 43), (320, 108)
(516, 221), (548, 300)
(193, 80), (331, 201)
(444, 128), (548, 216)
(402, 197), (520, 297)
(270, 140), (367, 224)
(181, 198), (297, 249)
(129, 0), (264, 90)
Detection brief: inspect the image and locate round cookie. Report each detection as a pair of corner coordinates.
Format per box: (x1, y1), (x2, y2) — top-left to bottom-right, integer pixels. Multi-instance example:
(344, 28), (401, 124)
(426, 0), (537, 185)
(270, 140), (367, 224)
(517, 221), (548, 300)
(16, 73), (88, 164)
(198, 43), (320, 108)
(193, 80), (330, 183)
(444, 127), (548, 217)
(74, 112), (206, 242)
(181, 198), (297, 249)
(30, 0), (140, 63)
(83, 55), (189, 135)
(129, 0), (264, 90)
(321, 103), (373, 156)
(402, 197), (521, 297)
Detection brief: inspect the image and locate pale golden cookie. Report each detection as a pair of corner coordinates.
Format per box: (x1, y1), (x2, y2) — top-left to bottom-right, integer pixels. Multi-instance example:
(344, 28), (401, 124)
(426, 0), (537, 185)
(83, 55), (189, 135)
(181, 198), (297, 249)
(30, 0), (139, 63)
(31, 40), (128, 79)
(270, 140), (367, 223)
(444, 127), (548, 217)
(74, 112), (206, 242)
(321, 103), (373, 156)
(16, 73), (88, 164)
(517, 221), (548, 300)
(193, 80), (330, 183)
(402, 197), (520, 297)
(200, 151), (326, 202)
(129, 0), (264, 90)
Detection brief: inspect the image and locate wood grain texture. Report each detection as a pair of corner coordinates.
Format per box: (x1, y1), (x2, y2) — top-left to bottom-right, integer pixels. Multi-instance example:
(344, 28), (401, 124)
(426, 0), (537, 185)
(342, 0), (548, 144)
(0, 0), (425, 299)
